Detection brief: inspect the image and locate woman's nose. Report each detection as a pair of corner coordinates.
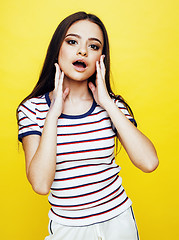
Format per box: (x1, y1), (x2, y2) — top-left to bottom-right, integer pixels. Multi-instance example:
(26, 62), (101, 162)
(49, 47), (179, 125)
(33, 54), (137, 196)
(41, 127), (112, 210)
(77, 45), (88, 57)
(78, 50), (87, 56)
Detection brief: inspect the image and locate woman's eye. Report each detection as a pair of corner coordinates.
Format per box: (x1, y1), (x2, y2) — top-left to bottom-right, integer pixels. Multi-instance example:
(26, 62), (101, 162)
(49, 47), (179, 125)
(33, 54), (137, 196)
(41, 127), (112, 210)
(67, 40), (77, 45)
(90, 44), (99, 50)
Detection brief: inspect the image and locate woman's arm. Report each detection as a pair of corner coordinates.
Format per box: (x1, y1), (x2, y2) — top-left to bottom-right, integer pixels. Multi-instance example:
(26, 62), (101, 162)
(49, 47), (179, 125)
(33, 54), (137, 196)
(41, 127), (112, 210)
(103, 100), (159, 173)
(22, 114), (58, 195)
(22, 64), (69, 195)
(89, 56), (159, 173)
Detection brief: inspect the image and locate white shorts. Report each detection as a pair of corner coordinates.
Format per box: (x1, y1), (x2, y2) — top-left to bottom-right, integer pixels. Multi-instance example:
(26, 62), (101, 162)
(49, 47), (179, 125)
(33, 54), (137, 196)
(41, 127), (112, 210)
(44, 207), (139, 240)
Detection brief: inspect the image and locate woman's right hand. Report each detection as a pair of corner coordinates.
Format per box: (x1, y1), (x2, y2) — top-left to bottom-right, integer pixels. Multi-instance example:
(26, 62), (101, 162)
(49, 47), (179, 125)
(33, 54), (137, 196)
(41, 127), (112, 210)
(22, 64), (70, 195)
(48, 63), (70, 118)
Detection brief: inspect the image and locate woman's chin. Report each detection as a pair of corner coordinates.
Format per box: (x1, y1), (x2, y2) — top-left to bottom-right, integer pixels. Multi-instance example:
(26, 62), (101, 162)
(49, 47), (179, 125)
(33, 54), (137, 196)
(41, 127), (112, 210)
(64, 72), (94, 83)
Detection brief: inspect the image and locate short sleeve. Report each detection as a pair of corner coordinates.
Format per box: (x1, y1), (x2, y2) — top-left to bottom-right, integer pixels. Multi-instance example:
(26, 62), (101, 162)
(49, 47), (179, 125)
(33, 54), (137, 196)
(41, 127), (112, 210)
(17, 99), (42, 142)
(111, 99), (137, 133)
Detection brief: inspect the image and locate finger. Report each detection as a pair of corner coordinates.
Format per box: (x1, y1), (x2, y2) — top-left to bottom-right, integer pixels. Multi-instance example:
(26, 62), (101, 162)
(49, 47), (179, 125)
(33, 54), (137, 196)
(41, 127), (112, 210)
(59, 71), (64, 88)
(63, 87), (70, 100)
(88, 82), (96, 93)
(100, 55), (106, 80)
(96, 61), (103, 84)
(54, 63), (60, 90)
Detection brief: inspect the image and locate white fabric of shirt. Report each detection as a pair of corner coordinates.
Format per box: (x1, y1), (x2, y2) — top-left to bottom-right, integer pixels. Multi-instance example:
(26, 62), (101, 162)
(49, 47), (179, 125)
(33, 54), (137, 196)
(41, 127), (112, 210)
(18, 93), (136, 227)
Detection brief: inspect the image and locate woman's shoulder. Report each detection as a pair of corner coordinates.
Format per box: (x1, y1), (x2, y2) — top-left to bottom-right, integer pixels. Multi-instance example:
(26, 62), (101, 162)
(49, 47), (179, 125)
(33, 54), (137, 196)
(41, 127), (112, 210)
(110, 93), (137, 126)
(110, 94), (128, 108)
(22, 93), (47, 106)
(18, 93), (48, 114)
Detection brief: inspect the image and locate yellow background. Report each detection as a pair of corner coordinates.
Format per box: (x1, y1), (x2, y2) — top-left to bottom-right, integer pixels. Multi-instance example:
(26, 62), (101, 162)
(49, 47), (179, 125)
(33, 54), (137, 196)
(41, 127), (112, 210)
(0, 0), (178, 239)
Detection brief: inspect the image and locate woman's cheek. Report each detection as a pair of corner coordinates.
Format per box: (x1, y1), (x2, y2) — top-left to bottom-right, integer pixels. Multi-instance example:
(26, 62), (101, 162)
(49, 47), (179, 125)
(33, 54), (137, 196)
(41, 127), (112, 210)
(94, 53), (102, 67)
(95, 53), (102, 61)
(58, 55), (67, 72)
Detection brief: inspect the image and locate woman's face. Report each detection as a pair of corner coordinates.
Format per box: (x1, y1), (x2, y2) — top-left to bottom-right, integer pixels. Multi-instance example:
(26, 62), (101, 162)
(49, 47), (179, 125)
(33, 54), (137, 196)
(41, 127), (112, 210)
(58, 20), (104, 82)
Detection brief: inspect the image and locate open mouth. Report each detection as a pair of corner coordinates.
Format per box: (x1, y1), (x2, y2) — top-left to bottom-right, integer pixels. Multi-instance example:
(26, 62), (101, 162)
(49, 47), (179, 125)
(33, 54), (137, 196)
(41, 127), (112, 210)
(72, 60), (87, 70)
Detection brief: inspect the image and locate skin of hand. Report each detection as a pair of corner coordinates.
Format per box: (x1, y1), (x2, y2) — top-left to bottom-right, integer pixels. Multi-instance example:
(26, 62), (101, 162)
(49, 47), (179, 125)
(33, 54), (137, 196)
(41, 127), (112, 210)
(89, 56), (159, 172)
(22, 64), (70, 195)
(88, 55), (111, 108)
(49, 63), (70, 118)
(22, 54), (158, 196)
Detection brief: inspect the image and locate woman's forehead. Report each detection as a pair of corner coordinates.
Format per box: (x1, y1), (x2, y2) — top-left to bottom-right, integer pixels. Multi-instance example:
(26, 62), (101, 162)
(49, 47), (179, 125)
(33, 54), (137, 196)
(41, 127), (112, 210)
(66, 20), (104, 43)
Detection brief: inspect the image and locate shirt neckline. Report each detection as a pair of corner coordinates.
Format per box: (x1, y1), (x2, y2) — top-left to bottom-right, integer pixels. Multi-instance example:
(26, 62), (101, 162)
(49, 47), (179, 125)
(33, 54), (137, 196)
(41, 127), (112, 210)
(45, 92), (97, 119)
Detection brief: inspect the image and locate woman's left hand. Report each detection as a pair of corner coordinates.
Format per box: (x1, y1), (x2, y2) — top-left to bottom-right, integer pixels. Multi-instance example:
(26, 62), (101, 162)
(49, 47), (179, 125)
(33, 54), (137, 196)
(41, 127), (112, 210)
(88, 55), (111, 108)
(89, 56), (159, 173)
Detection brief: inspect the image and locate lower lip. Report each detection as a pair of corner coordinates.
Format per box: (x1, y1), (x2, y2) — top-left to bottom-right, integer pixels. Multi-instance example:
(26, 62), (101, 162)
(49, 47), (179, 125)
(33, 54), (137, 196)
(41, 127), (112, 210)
(72, 64), (87, 72)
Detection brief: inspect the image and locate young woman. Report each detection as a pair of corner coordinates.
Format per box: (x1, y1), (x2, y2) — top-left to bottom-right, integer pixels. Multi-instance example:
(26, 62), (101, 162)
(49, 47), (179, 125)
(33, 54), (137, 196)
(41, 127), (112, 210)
(17, 11), (159, 240)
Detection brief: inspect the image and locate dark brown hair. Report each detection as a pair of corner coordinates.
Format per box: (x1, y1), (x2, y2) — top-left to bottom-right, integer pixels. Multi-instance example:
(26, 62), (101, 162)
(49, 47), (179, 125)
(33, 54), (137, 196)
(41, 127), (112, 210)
(17, 11), (135, 121)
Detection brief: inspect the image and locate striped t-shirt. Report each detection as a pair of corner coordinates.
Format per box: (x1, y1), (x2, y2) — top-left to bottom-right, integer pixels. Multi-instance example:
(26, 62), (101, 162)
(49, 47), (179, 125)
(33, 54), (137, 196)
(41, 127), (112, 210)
(18, 92), (136, 227)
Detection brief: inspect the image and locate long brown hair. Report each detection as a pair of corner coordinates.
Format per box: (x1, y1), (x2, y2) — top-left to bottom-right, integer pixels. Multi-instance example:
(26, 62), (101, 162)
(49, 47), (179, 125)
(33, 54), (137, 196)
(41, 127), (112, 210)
(16, 11), (135, 121)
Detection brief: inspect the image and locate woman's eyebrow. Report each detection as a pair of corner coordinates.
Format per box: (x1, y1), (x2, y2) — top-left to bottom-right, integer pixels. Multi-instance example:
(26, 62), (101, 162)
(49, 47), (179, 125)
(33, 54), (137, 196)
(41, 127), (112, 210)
(65, 33), (80, 38)
(65, 33), (102, 45)
(89, 37), (102, 45)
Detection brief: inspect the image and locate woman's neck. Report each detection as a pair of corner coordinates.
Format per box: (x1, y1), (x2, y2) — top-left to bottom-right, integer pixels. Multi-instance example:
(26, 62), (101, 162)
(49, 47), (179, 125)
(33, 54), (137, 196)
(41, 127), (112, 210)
(63, 77), (92, 102)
